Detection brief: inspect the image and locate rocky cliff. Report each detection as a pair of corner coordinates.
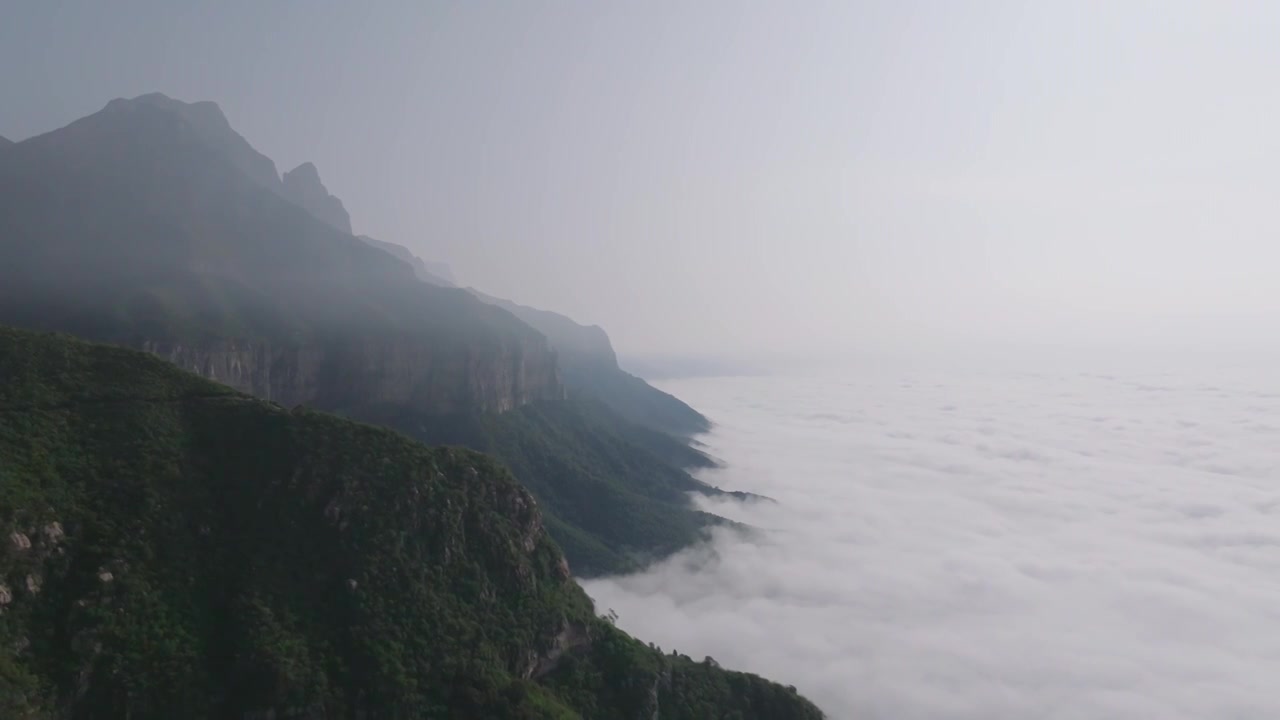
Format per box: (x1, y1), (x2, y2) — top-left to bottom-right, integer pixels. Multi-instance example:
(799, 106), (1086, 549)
(338, 235), (707, 435)
(469, 291), (710, 436)
(141, 332), (563, 413)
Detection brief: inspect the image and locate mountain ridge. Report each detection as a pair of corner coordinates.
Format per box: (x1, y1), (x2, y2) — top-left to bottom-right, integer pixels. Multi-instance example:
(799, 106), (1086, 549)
(360, 234), (458, 286)
(1, 91), (720, 574)
(0, 93), (564, 415)
(0, 92), (823, 712)
(469, 290), (711, 437)
(114, 92), (283, 190)
(250, 144), (705, 437)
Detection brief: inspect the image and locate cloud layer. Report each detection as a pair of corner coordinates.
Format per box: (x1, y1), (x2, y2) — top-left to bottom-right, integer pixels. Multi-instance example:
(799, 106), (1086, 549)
(583, 367), (1280, 719)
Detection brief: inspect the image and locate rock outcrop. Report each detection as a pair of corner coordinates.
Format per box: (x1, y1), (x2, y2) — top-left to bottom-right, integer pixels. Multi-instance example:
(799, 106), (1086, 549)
(470, 291), (711, 436)
(142, 333), (563, 414)
(280, 161), (352, 233)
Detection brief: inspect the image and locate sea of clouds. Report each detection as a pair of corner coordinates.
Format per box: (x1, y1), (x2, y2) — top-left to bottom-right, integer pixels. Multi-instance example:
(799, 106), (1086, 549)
(582, 362), (1280, 719)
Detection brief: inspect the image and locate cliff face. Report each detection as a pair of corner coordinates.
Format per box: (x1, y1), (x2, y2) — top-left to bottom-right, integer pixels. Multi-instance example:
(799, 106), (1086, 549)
(141, 333), (563, 414)
(469, 290), (711, 436)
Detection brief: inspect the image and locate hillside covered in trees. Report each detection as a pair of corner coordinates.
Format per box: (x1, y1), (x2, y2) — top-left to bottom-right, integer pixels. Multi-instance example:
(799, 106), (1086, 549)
(0, 327), (824, 719)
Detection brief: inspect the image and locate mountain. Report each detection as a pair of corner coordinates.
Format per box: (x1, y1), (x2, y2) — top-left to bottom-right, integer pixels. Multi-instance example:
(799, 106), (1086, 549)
(472, 291), (619, 366)
(123, 92), (282, 191)
(471, 292), (711, 437)
(0, 94), (561, 414)
(258, 155), (706, 437)
(0, 326), (824, 719)
(0, 93), (724, 576)
(360, 234), (457, 286)
(0, 135), (11, 147)
(324, 228), (708, 437)
(280, 161), (352, 233)
(359, 396), (724, 576)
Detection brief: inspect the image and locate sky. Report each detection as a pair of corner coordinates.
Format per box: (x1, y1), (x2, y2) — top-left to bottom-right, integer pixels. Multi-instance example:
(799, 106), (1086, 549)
(586, 367), (1280, 719)
(4, 1), (1280, 358)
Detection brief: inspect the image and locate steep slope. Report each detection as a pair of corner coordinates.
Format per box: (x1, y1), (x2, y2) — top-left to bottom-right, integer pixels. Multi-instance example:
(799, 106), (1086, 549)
(281, 161), (352, 233)
(0, 94), (561, 413)
(471, 292), (711, 437)
(123, 92), (282, 191)
(472, 292), (619, 367)
(0, 327), (824, 719)
(360, 234), (457, 286)
(337, 234), (709, 437)
(358, 397), (725, 576)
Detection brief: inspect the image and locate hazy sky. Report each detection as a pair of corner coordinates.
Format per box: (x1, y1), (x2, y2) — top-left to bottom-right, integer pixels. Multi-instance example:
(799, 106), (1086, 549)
(4, 1), (1279, 357)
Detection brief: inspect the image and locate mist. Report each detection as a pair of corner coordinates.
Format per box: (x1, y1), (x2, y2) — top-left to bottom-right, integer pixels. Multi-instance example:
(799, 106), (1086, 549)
(585, 366), (1280, 718)
(7, 3), (1280, 717)
(6, 2), (1280, 358)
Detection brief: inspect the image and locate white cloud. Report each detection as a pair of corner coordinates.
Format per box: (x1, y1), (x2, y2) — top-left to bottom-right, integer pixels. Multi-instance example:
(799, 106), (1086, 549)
(583, 366), (1280, 719)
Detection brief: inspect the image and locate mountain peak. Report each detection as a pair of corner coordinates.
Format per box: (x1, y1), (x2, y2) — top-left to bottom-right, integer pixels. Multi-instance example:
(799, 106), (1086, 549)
(99, 92), (280, 190)
(287, 160), (321, 179)
(282, 162), (352, 233)
(106, 93), (231, 131)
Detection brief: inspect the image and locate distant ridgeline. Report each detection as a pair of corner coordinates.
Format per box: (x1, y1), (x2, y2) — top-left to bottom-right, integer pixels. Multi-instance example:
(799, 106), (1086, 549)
(466, 290), (711, 438)
(0, 93), (728, 578)
(0, 327), (824, 718)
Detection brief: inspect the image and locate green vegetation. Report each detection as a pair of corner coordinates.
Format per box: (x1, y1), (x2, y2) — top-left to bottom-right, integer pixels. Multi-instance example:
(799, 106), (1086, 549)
(0, 327), (823, 718)
(358, 398), (726, 577)
(546, 632), (825, 720)
(561, 364), (711, 438)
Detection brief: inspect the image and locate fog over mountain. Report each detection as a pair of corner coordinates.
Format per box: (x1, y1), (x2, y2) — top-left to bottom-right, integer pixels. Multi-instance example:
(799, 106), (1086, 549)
(6, 3), (1280, 718)
(587, 365), (1280, 718)
(6, 2), (1280, 358)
